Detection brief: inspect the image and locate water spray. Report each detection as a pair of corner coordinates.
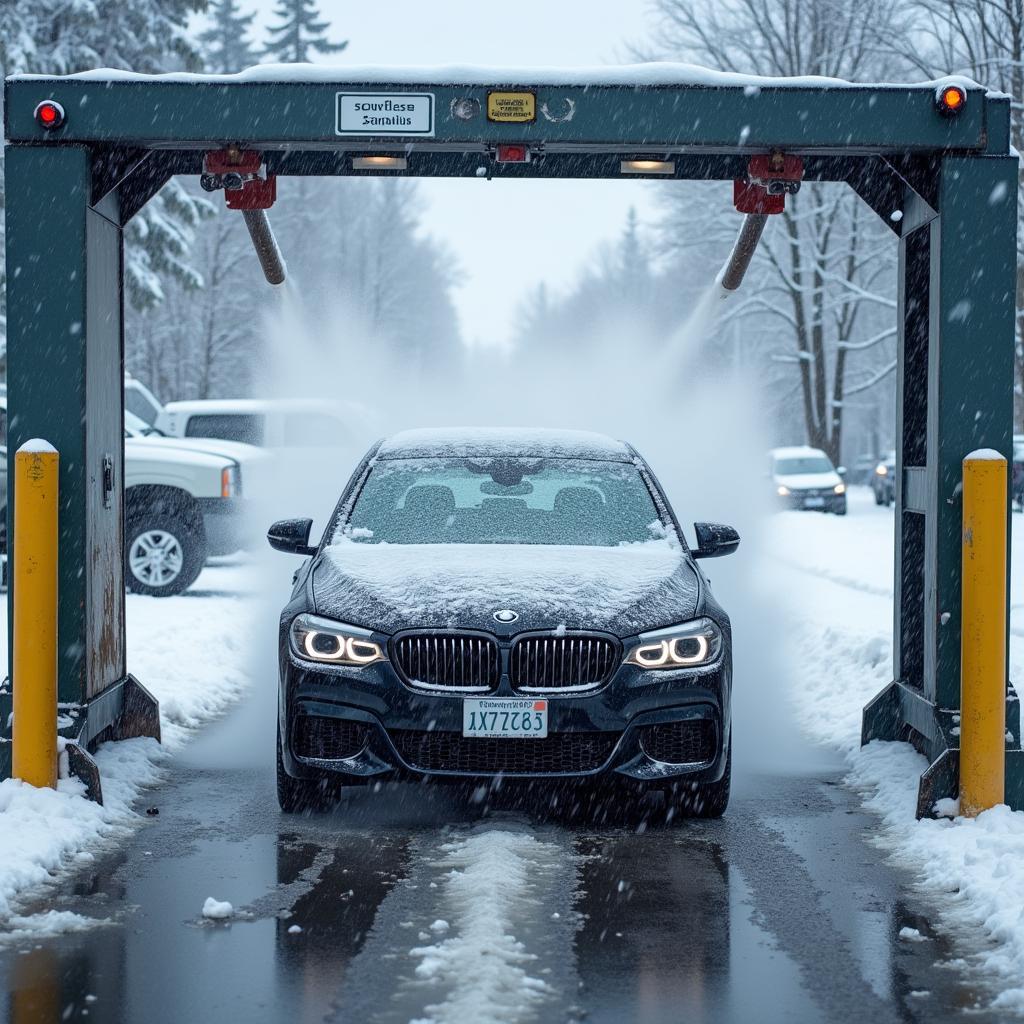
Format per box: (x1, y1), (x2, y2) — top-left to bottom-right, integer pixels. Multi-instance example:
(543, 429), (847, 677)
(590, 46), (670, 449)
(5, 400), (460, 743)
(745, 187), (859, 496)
(201, 148), (287, 286)
(720, 153), (803, 292)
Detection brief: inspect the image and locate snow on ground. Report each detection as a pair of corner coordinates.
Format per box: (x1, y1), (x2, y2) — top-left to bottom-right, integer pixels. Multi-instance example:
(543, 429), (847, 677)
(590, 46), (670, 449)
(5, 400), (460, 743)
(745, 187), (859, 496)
(405, 829), (564, 1024)
(0, 559), (260, 926)
(770, 487), (1024, 1013)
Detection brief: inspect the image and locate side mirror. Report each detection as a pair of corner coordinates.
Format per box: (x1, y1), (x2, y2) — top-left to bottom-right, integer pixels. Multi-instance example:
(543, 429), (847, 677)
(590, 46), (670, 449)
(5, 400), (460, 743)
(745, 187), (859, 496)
(693, 522), (740, 559)
(267, 518), (317, 556)
(837, 466), (847, 478)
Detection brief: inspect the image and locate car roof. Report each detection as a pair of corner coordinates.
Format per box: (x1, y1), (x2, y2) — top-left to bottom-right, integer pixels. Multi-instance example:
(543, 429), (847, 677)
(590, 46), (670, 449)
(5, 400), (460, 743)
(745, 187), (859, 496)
(769, 445), (829, 459)
(376, 427), (633, 462)
(162, 397), (366, 417)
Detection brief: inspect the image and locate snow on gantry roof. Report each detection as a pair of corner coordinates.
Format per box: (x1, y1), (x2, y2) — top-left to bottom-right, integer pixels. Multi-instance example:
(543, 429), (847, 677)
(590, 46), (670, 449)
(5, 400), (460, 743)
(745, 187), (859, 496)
(376, 428), (632, 462)
(10, 62), (984, 94)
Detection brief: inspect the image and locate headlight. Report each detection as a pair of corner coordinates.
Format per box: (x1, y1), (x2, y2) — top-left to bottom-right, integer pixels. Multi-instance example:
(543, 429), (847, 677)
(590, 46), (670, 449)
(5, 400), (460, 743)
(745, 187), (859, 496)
(290, 614), (386, 666)
(833, 483), (846, 494)
(221, 464), (241, 498)
(625, 618), (723, 669)
(875, 465), (888, 476)
(777, 485), (791, 497)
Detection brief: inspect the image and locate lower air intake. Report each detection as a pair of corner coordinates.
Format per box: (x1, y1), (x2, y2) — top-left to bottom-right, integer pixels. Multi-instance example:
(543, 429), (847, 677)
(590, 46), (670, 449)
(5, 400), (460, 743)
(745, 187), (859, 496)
(293, 716), (370, 760)
(638, 720), (717, 764)
(388, 730), (618, 774)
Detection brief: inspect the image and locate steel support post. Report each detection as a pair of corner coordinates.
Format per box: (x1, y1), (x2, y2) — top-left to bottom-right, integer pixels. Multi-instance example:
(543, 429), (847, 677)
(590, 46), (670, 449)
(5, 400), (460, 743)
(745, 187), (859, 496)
(863, 153), (1020, 814)
(1, 145), (154, 782)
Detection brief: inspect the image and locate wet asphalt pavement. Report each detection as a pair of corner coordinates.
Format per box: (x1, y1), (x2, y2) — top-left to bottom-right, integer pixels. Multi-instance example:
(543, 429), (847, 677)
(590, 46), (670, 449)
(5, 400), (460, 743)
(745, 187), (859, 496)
(0, 677), (1001, 1024)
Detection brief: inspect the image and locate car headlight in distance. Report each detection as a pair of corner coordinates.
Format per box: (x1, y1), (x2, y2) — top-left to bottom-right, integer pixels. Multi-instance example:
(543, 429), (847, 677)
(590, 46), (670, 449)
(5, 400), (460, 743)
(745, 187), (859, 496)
(833, 483), (846, 494)
(290, 614), (386, 666)
(777, 485), (790, 497)
(626, 618), (723, 669)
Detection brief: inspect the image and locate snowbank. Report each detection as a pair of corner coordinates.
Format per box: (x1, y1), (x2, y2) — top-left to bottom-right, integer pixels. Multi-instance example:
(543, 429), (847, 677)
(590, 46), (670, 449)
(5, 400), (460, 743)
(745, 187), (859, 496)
(773, 490), (1024, 1012)
(0, 562), (258, 927)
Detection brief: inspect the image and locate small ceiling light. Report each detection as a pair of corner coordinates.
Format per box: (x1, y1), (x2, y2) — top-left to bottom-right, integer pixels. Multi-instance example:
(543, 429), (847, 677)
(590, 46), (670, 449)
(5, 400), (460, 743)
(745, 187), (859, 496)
(351, 155), (408, 171)
(34, 100), (65, 130)
(621, 159), (675, 175)
(936, 85), (966, 116)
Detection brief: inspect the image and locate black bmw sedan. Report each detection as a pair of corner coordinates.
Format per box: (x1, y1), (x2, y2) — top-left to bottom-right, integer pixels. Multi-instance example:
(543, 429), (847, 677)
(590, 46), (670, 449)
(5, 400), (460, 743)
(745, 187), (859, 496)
(269, 428), (739, 818)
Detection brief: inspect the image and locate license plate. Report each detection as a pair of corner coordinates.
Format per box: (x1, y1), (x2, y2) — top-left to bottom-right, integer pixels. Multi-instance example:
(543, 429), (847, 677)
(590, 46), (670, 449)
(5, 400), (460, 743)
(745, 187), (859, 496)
(463, 698), (548, 738)
(805, 497), (825, 508)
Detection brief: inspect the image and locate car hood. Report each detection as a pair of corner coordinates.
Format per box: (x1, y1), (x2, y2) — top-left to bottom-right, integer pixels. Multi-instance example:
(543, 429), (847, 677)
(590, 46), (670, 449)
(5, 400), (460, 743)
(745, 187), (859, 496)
(311, 540), (700, 637)
(774, 470), (840, 490)
(130, 435), (268, 467)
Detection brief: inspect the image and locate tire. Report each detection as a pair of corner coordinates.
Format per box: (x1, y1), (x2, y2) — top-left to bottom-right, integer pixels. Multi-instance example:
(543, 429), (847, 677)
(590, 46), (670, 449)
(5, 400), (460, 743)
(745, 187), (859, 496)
(277, 724), (340, 813)
(874, 489), (885, 506)
(833, 501), (848, 516)
(665, 740), (732, 820)
(125, 511), (206, 597)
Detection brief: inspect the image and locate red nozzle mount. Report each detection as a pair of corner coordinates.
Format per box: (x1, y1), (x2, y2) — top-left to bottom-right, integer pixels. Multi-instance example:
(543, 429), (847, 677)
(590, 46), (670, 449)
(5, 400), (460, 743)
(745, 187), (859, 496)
(733, 153), (804, 214)
(201, 149), (277, 210)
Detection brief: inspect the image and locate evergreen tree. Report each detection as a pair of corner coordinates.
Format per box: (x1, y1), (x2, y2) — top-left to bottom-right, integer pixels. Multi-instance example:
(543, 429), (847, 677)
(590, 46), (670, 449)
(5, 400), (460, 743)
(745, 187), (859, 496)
(263, 0), (348, 63)
(0, 0), (212, 339)
(199, 0), (258, 73)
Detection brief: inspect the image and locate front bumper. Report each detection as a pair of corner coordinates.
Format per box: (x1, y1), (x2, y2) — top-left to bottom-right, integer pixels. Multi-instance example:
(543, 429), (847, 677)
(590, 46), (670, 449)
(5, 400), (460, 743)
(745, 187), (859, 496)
(778, 490), (845, 513)
(279, 650), (731, 786)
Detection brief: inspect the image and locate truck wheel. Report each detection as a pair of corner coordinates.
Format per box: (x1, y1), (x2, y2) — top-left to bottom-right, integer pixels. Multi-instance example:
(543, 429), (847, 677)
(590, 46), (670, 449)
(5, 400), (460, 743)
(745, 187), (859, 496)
(125, 512), (206, 597)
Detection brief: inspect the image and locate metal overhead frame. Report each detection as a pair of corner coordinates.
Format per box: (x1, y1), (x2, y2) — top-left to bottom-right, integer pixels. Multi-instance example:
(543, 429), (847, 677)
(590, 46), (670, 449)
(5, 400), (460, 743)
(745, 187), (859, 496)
(1, 70), (1018, 813)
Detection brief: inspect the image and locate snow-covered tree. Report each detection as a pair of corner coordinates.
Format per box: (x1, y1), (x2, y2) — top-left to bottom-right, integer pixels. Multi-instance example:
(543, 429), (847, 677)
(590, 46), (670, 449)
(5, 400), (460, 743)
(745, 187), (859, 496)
(199, 0), (258, 73)
(892, 0), (1024, 426)
(263, 0), (348, 64)
(0, 0), (212, 355)
(642, 0), (903, 465)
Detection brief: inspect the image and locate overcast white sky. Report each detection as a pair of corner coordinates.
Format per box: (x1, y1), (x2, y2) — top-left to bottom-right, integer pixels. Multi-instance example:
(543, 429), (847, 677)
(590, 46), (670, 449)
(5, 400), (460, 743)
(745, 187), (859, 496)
(242, 0), (664, 346)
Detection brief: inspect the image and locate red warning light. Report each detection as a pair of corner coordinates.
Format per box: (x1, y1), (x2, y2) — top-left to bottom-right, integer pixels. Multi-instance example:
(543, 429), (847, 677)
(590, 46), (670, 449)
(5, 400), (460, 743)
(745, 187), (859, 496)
(937, 85), (966, 115)
(34, 100), (65, 130)
(496, 144), (529, 163)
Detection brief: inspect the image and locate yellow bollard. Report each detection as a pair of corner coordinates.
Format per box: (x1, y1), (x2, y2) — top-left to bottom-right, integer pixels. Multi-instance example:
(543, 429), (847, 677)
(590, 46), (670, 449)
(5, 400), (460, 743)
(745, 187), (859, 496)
(12, 440), (59, 789)
(960, 449), (1008, 817)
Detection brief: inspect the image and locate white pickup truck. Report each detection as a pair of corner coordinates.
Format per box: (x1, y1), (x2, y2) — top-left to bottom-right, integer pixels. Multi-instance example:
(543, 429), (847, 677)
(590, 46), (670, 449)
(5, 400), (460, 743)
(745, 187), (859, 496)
(0, 400), (267, 596)
(123, 411), (269, 595)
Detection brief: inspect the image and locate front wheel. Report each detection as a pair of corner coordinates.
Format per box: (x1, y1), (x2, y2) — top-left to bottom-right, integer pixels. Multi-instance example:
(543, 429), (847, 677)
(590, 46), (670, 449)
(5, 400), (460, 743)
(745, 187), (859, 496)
(664, 740), (731, 820)
(277, 725), (340, 813)
(125, 512), (206, 597)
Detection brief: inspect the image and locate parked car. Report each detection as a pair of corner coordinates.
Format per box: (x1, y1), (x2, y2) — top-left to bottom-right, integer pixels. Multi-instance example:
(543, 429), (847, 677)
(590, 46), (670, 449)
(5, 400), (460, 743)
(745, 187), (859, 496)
(851, 452), (881, 486)
(0, 400), (267, 596)
(769, 446), (847, 515)
(123, 411), (269, 594)
(124, 373), (164, 427)
(155, 397), (373, 449)
(270, 427), (738, 818)
(1013, 435), (1024, 510)
(872, 450), (897, 506)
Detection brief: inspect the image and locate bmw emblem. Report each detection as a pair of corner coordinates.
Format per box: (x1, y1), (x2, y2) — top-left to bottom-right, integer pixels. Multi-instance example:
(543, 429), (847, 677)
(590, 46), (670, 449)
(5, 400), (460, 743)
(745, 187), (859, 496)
(493, 609), (519, 624)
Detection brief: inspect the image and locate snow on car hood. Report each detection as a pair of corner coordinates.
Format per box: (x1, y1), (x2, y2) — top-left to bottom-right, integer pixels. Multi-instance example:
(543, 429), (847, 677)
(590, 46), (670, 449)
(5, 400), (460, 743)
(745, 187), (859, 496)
(774, 470), (841, 490)
(312, 539), (699, 636)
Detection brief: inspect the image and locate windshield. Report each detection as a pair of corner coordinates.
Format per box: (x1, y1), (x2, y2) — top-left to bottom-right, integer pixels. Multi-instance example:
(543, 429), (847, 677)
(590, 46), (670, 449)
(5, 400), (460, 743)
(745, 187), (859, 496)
(340, 457), (665, 546)
(775, 456), (834, 475)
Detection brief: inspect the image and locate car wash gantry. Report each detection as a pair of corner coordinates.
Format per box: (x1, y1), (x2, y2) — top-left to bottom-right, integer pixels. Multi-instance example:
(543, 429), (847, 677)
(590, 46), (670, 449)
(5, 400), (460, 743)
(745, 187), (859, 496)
(1, 65), (1018, 819)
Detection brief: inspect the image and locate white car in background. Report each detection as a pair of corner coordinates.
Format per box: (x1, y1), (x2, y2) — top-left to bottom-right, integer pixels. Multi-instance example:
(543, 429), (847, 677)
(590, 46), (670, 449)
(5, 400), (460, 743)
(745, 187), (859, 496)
(156, 398), (379, 536)
(769, 445), (848, 515)
(155, 397), (374, 449)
